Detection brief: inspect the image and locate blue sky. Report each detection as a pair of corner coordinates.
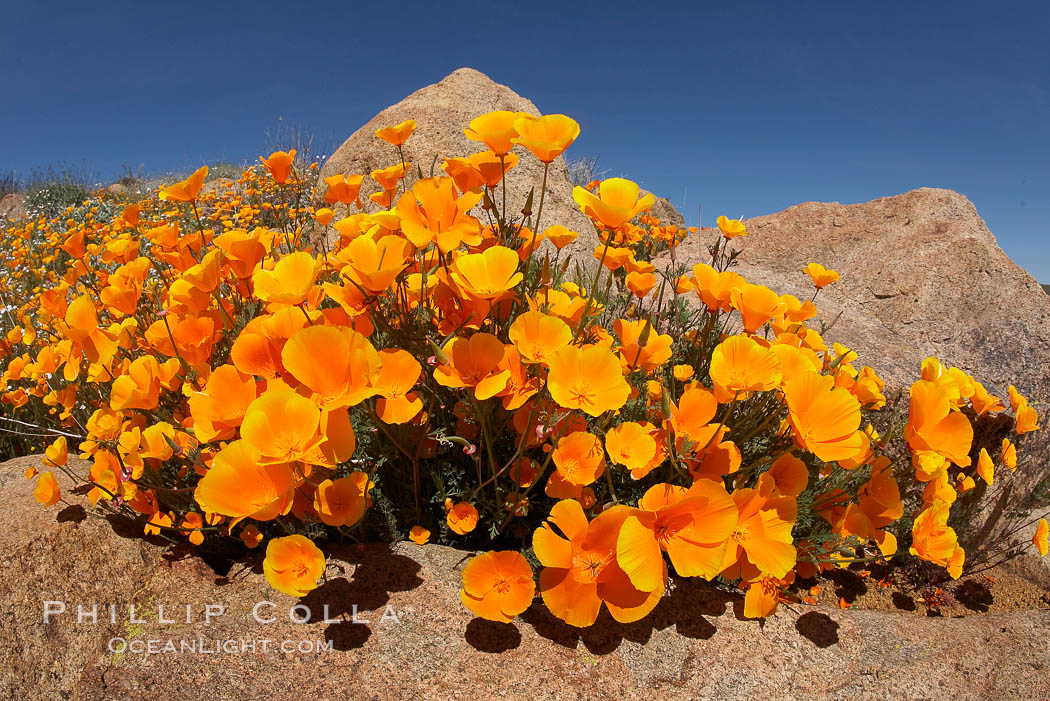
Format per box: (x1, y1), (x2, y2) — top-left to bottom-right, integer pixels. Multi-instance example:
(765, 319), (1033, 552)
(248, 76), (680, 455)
(2, 0), (1047, 280)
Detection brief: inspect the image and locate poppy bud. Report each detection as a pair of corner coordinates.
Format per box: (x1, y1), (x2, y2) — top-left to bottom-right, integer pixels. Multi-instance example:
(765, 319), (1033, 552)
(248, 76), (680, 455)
(428, 339), (450, 365)
(521, 188), (534, 217)
(638, 319), (652, 347)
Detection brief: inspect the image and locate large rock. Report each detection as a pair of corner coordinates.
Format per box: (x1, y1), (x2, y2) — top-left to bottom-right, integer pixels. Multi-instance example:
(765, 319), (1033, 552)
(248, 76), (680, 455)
(647, 193), (685, 228)
(0, 192), (27, 221)
(319, 68), (606, 261)
(659, 187), (1050, 533)
(4, 454), (1050, 699)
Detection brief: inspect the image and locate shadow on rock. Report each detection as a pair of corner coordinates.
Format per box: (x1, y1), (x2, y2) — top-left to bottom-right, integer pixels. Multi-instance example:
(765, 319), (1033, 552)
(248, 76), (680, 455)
(795, 611), (840, 648)
(521, 577), (736, 654)
(954, 579), (993, 613)
(465, 618), (522, 653)
(104, 513), (170, 546)
(296, 545), (424, 650)
(323, 620), (373, 650)
(56, 504), (86, 523)
(825, 569), (868, 605)
(892, 592), (917, 611)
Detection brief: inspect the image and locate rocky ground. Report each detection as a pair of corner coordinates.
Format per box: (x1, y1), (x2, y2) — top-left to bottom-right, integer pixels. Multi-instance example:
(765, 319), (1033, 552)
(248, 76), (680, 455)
(3, 455), (1049, 700)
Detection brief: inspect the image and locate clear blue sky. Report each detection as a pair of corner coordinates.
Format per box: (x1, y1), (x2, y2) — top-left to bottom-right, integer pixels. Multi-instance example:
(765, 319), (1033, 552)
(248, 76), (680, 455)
(2, 0), (1047, 280)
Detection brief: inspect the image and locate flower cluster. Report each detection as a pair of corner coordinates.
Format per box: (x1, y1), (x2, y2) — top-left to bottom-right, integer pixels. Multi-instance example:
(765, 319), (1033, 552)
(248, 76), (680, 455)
(1, 111), (1045, 626)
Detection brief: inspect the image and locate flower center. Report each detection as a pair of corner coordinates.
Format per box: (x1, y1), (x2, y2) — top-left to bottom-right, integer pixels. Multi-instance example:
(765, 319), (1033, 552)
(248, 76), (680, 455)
(731, 525), (751, 544)
(492, 574), (512, 595)
(571, 548), (613, 583)
(570, 383), (594, 407)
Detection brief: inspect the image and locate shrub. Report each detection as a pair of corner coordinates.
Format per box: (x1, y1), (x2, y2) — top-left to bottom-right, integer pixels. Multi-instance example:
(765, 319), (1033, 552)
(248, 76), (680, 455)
(1, 111), (1045, 628)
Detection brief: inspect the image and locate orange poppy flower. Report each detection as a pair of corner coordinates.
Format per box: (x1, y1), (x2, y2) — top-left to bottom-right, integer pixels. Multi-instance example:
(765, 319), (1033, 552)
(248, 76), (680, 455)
(818, 458), (901, 557)
(909, 500), (964, 579)
(159, 165), (208, 202)
(534, 500), (665, 627)
(691, 263), (746, 313)
(464, 110), (533, 156)
(1016, 401), (1040, 434)
(263, 534), (326, 597)
(494, 345), (539, 410)
(1001, 438), (1017, 471)
(434, 332), (510, 399)
(551, 431), (606, 488)
(615, 319), (673, 372)
(447, 500), (480, 535)
(240, 390), (326, 465)
(373, 349), (423, 424)
(441, 156), (487, 193)
(625, 271), (657, 298)
(1008, 384), (1026, 411)
(314, 207), (336, 227)
(340, 234), (411, 294)
(33, 471), (61, 506)
(43, 436), (68, 468)
(970, 382), (1005, 415)
(63, 294), (118, 366)
(784, 371), (864, 462)
(109, 355), (163, 411)
(673, 364), (695, 382)
(594, 248), (634, 275)
(409, 526), (431, 545)
(803, 262), (840, 288)
(324, 173), (364, 207)
(730, 283), (782, 333)
(395, 177), (479, 250)
(1035, 519), (1049, 557)
(213, 228), (268, 280)
(450, 245), (522, 299)
(260, 150), (296, 184)
(572, 178), (655, 230)
(120, 203), (140, 226)
(767, 453), (809, 497)
(374, 119), (416, 147)
(281, 325), (380, 409)
(617, 480), (738, 590)
(511, 114), (580, 163)
(777, 294), (818, 325)
(546, 344), (630, 417)
(721, 475), (797, 579)
(229, 327), (283, 380)
(976, 448), (994, 486)
(330, 212), (373, 242)
(709, 334), (782, 401)
(468, 150), (520, 188)
(370, 163), (409, 194)
(742, 572), (794, 619)
(544, 225), (579, 250)
(716, 215), (747, 239)
(905, 379), (974, 472)
(508, 311), (572, 364)
(100, 257), (150, 316)
(313, 472), (372, 527)
(194, 440), (296, 523)
(252, 251), (320, 305)
(460, 550), (536, 623)
(605, 422), (657, 472)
